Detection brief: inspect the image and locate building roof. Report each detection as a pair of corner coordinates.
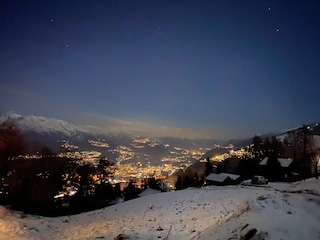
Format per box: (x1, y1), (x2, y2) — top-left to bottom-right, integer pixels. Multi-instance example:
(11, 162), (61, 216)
(260, 157), (293, 168)
(220, 173), (241, 181)
(205, 173), (230, 183)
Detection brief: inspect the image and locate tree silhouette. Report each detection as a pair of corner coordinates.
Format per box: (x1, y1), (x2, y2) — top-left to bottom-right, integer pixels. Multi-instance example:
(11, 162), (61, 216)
(175, 175), (183, 190)
(251, 135), (263, 159)
(266, 156), (282, 181)
(309, 145), (319, 179)
(147, 177), (161, 190)
(205, 157), (213, 176)
(236, 154), (260, 178)
(124, 181), (141, 201)
(0, 120), (26, 159)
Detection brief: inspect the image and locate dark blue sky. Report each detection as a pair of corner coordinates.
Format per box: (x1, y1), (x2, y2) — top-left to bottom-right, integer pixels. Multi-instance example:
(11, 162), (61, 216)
(1, 0), (320, 139)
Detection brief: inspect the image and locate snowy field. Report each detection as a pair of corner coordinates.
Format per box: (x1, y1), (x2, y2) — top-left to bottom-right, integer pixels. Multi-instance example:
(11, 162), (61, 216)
(0, 179), (320, 240)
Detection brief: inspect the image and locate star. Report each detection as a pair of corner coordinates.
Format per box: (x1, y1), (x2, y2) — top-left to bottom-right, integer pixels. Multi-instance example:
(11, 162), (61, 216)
(268, 7), (271, 11)
(65, 44), (69, 48)
(50, 19), (54, 22)
(276, 28), (279, 32)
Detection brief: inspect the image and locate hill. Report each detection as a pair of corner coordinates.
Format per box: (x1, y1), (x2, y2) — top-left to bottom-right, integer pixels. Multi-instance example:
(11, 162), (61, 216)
(0, 179), (319, 239)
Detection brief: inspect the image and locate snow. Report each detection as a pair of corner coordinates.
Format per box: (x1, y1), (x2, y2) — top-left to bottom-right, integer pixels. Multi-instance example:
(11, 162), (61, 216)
(0, 112), (130, 137)
(205, 173), (229, 182)
(205, 173), (240, 183)
(138, 188), (161, 197)
(0, 112), (89, 137)
(0, 179), (319, 239)
(220, 173), (240, 181)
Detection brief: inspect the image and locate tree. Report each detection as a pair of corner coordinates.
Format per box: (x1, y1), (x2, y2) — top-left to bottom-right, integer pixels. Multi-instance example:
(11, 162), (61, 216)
(263, 137), (271, 156)
(270, 136), (284, 157)
(236, 154), (260, 178)
(0, 120), (26, 159)
(205, 157), (213, 176)
(97, 157), (111, 174)
(299, 125), (313, 177)
(174, 168), (197, 190)
(308, 134), (320, 178)
(95, 182), (116, 207)
(192, 172), (204, 188)
(175, 175), (183, 190)
(1, 156), (72, 216)
(147, 177), (161, 190)
(114, 183), (121, 198)
(266, 156), (282, 181)
(77, 164), (95, 197)
(251, 135), (263, 159)
(124, 181), (141, 201)
(0, 121), (26, 179)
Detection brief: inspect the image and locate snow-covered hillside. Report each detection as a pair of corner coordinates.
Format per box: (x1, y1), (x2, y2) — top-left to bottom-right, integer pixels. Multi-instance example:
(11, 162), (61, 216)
(0, 112), (86, 137)
(0, 179), (319, 240)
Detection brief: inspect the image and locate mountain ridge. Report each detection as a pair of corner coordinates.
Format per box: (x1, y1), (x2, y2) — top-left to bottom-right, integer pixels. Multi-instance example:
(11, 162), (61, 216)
(0, 112), (219, 163)
(1, 112), (319, 156)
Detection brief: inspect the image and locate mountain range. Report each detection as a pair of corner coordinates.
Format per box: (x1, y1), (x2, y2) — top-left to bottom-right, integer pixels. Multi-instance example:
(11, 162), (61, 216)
(0, 112), (222, 165)
(1, 112), (319, 164)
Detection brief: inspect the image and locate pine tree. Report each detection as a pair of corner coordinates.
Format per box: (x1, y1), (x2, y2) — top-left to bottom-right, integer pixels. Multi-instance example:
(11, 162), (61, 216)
(205, 157), (213, 176)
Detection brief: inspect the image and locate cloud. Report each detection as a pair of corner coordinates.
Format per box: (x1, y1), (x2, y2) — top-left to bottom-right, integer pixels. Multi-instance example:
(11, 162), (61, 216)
(78, 113), (228, 139)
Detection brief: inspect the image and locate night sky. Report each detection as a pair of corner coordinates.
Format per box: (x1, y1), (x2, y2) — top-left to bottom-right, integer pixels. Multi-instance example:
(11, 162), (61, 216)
(1, 1), (320, 139)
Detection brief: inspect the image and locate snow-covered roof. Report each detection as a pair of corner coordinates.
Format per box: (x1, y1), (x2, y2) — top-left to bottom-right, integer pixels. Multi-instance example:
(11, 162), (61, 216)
(220, 173), (240, 181)
(205, 173), (230, 183)
(260, 157), (293, 168)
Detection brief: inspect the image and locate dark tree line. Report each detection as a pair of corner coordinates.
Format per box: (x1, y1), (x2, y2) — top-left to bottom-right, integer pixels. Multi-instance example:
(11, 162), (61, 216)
(0, 120), (168, 215)
(0, 121), (124, 216)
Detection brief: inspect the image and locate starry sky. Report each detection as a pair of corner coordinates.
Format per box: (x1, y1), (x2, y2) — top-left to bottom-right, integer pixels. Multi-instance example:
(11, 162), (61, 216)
(1, 0), (320, 139)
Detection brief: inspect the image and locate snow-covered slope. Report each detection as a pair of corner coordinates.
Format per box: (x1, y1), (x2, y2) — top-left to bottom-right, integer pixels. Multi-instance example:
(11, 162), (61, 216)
(0, 112), (85, 137)
(0, 179), (319, 240)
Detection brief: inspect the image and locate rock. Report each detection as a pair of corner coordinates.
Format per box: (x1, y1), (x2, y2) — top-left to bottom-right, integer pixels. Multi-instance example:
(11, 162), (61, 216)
(114, 234), (131, 240)
(241, 228), (257, 240)
(157, 226), (164, 231)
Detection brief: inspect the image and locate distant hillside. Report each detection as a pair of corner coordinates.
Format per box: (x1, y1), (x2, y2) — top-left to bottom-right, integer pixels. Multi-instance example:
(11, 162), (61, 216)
(1, 112), (318, 164)
(0, 112), (219, 165)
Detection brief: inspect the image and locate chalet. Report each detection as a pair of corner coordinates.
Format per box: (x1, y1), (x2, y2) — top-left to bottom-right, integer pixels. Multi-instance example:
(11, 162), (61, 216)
(260, 157), (293, 168)
(259, 157), (299, 181)
(205, 173), (240, 186)
(220, 173), (241, 183)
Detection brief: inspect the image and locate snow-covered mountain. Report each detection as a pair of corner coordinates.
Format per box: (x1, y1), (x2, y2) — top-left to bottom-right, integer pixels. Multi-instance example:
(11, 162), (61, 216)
(0, 179), (319, 239)
(0, 112), (218, 162)
(0, 112), (86, 137)
(0, 112), (104, 151)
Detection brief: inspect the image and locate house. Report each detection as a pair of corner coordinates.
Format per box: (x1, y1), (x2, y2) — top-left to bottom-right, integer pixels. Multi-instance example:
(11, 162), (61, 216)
(220, 173), (241, 183)
(259, 157), (299, 181)
(205, 173), (240, 186)
(260, 157), (293, 168)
